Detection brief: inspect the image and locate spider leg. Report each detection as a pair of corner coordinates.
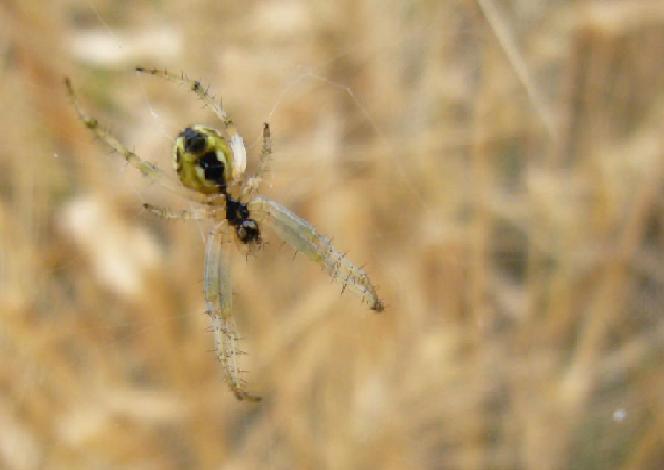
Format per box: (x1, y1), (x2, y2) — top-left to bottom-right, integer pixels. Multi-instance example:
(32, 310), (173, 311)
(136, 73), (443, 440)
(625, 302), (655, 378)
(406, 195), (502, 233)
(143, 203), (224, 220)
(242, 123), (272, 198)
(205, 222), (261, 401)
(248, 196), (384, 312)
(135, 67), (232, 127)
(64, 77), (202, 201)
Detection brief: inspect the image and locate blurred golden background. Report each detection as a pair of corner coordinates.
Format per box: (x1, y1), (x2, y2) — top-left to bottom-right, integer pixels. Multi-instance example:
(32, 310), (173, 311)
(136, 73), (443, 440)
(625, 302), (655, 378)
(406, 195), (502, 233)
(1, 0), (664, 468)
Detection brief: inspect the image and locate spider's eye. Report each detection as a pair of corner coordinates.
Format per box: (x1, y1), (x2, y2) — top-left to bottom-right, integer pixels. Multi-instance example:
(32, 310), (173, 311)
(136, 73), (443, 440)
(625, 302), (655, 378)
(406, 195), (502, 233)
(181, 127), (207, 154)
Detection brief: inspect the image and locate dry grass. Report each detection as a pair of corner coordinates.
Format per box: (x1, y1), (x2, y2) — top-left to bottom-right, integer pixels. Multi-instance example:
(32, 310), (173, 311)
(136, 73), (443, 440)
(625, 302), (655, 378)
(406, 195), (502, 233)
(1, 0), (664, 468)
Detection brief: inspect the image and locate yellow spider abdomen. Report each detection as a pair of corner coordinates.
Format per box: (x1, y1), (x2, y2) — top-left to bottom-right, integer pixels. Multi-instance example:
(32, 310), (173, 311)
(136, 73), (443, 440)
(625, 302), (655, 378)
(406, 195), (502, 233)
(173, 124), (238, 194)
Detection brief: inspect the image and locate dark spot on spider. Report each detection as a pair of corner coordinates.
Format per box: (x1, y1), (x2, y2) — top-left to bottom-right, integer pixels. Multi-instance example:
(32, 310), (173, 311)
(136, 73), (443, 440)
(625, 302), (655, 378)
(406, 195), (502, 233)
(198, 152), (226, 190)
(225, 197), (249, 225)
(181, 127), (206, 154)
(226, 197), (261, 244)
(236, 219), (261, 244)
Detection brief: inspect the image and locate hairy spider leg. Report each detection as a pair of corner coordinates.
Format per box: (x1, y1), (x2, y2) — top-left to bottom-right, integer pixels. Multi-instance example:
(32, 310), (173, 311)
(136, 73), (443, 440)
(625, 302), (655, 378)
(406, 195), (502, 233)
(146, 205), (259, 401)
(242, 123), (273, 199)
(258, 122), (272, 179)
(135, 67), (232, 127)
(64, 77), (205, 201)
(205, 222), (261, 401)
(248, 196), (384, 312)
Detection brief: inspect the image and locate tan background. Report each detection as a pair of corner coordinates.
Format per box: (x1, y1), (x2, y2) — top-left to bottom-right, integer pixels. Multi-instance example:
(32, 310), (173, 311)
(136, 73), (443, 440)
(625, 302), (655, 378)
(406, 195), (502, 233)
(1, 1), (664, 468)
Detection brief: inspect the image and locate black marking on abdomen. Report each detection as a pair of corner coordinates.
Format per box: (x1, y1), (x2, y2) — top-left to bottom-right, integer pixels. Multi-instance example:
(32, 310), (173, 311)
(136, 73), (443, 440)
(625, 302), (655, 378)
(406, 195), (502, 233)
(181, 127), (207, 153)
(199, 152), (226, 191)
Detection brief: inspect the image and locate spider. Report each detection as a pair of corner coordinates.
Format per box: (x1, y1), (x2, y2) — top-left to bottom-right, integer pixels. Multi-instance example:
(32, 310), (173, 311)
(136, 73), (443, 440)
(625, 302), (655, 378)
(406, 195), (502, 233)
(64, 68), (384, 401)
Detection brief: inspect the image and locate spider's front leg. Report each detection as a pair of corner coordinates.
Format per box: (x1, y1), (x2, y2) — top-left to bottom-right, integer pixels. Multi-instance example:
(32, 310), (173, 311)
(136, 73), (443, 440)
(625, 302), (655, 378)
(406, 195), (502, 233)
(242, 123), (272, 198)
(248, 197), (384, 312)
(205, 222), (261, 401)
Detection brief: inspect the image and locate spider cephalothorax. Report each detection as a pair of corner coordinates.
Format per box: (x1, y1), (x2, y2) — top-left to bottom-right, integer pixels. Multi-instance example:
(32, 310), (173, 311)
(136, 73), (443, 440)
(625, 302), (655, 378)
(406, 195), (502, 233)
(65, 68), (384, 402)
(226, 197), (261, 244)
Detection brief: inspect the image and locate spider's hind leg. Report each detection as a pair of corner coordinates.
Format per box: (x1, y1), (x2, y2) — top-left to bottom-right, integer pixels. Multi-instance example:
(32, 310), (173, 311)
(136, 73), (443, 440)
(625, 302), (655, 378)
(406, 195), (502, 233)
(65, 79), (163, 181)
